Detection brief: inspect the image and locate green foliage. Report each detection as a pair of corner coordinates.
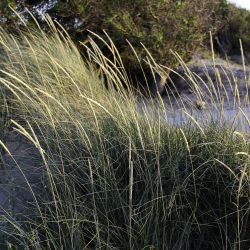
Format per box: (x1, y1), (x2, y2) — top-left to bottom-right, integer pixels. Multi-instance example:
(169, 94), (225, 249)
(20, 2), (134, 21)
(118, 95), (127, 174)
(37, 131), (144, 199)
(49, 0), (227, 69)
(3, 0), (250, 68)
(0, 0), (228, 71)
(217, 3), (250, 55)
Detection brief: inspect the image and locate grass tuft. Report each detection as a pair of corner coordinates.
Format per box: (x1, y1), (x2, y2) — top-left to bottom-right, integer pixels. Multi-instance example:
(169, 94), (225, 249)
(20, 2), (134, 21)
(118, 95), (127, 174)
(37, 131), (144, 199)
(0, 20), (249, 249)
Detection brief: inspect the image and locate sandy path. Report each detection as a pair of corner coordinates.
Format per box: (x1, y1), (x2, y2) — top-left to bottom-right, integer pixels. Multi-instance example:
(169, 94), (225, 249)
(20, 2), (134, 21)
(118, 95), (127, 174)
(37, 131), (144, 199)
(0, 131), (44, 217)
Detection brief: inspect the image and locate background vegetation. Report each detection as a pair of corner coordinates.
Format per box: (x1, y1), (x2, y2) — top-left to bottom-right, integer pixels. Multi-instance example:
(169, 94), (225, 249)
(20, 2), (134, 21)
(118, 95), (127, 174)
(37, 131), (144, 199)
(2, 1), (250, 75)
(0, 0), (230, 71)
(217, 3), (250, 57)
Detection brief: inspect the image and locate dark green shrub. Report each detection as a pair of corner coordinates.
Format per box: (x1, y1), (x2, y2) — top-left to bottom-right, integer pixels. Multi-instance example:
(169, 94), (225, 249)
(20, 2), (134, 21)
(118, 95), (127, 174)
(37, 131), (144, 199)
(48, 0), (228, 68)
(0, 0), (228, 70)
(216, 3), (250, 56)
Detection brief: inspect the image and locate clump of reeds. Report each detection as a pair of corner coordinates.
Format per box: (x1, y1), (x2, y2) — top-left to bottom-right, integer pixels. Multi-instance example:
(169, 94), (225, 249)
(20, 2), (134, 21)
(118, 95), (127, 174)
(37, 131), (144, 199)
(0, 18), (249, 249)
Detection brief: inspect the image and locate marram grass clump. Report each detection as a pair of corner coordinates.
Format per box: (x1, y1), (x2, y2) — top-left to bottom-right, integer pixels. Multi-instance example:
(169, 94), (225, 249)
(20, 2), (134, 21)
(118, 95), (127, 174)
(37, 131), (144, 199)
(0, 21), (249, 250)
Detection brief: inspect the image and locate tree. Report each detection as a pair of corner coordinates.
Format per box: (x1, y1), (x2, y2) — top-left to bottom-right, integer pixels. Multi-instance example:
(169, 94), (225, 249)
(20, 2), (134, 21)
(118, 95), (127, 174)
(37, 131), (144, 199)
(0, 0), (230, 81)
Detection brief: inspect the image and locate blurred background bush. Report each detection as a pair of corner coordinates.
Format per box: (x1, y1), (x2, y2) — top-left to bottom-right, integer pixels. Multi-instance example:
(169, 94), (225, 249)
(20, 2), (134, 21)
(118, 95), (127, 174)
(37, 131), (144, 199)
(0, 0), (249, 71)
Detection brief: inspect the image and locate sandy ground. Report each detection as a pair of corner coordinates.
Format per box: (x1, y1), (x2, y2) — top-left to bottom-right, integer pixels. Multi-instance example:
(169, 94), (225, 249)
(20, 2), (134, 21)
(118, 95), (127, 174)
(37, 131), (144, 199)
(164, 58), (250, 109)
(0, 131), (44, 218)
(147, 58), (250, 133)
